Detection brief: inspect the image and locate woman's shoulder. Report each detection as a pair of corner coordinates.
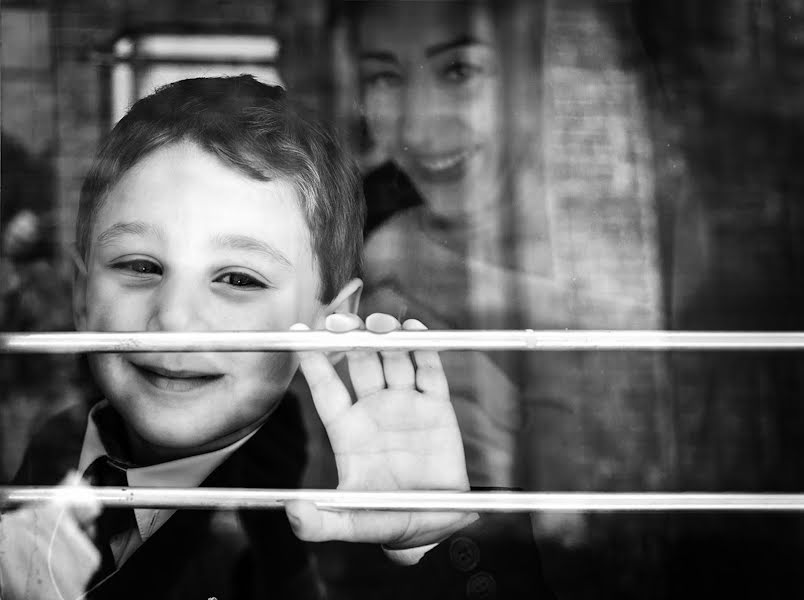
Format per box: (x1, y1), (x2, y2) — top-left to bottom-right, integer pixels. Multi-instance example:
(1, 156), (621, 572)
(365, 206), (426, 248)
(363, 206), (433, 278)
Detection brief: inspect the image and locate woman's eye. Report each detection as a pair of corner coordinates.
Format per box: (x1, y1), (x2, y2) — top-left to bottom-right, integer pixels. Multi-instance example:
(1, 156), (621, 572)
(361, 70), (403, 89)
(215, 272), (268, 290)
(442, 61), (481, 83)
(112, 259), (162, 276)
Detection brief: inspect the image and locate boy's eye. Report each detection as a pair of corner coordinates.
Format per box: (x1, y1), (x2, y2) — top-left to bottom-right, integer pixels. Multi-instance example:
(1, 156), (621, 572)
(214, 271), (268, 290)
(112, 259), (162, 276)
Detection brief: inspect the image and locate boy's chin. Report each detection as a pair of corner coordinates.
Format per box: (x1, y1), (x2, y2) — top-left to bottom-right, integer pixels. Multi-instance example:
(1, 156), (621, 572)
(121, 413), (261, 464)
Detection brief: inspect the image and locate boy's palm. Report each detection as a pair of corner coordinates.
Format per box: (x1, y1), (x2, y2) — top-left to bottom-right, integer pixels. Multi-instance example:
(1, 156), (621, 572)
(286, 313), (476, 550)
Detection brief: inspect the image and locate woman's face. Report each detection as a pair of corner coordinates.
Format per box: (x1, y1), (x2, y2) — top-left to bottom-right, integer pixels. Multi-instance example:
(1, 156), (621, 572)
(357, 1), (504, 223)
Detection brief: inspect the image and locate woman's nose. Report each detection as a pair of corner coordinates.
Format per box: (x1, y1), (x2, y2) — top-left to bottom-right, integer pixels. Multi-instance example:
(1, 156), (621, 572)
(399, 71), (446, 149)
(147, 277), (203, 332)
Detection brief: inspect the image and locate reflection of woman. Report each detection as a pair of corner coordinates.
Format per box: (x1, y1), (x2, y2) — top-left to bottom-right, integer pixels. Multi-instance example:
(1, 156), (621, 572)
(332, 2), (804, 595)
(356, 1), (507, 226)
(346, 0), (534, 493)
(345, 0), (668, 536)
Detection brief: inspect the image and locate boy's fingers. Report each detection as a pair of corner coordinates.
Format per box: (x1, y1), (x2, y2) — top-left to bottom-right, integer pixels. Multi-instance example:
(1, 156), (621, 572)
(293, 323), (352, 427)
(323, 313), (363, 366)
(286, 502), (474, 547)
(347, 350), (386, 398)
(285, 500), (382, 544)
(365, 312), (401, 333)
(60, 471), (102, 528)
(366, 313), (415, 390)
(50, 504), (103, 566)
(328, 314), (386, 398)
(325, 312), (362, 333)
(285, 499), (349, 542)
(404, 319), (449, 399)
(14, 473), (100, 534)
(285, 499), (329, 542)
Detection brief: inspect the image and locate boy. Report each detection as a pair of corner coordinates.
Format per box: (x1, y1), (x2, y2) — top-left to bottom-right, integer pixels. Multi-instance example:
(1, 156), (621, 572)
(0, 76), (550, 599)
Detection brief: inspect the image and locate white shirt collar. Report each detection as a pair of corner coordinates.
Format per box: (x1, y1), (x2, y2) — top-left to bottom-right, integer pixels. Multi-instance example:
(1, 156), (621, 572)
(78, 400), (257, 541)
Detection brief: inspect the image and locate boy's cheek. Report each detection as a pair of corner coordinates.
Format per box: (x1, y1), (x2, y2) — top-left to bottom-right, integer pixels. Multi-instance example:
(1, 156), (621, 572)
(85, 277), (164, 332)
(270, 285), (320, 328)
(85, 293), (144, 331)
(84, 279), (321, 333)
(250, 351), (298, 390)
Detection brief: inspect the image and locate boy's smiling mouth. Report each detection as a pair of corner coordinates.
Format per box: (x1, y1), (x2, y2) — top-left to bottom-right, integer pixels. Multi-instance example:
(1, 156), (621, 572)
(130, 360), (225, 393)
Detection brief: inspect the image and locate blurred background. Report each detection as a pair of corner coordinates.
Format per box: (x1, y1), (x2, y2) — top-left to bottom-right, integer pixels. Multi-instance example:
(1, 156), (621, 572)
(2, 1), (804, 598)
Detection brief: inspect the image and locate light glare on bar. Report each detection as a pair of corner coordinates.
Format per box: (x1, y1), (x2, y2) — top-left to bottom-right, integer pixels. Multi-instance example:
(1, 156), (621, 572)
(3, 330), (804, 353)
(2, 488), (804, 512)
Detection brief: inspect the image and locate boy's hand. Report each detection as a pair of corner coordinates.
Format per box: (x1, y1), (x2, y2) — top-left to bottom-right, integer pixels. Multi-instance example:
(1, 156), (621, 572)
(0, 472), (102, 600)
(287, 313), (477, 551)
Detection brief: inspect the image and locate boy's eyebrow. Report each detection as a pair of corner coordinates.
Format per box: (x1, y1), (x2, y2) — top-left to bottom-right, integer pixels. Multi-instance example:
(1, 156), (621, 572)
(96, 221), (163, 246)
(213, 234), (294, 270)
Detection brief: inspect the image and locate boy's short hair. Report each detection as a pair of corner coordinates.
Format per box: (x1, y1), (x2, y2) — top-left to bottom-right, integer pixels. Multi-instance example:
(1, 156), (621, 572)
(76, 75), (365, 302)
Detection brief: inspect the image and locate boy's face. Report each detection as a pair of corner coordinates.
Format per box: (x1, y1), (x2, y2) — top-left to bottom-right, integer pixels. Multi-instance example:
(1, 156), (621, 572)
(76, 141), (344, 463)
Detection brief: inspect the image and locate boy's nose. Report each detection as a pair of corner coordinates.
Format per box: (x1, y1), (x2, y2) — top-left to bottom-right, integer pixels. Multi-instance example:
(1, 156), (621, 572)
(147, 278), (204, 332)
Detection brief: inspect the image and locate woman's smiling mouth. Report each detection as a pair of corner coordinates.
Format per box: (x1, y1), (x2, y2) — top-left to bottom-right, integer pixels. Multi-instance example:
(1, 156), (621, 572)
(406, 148), (478, 183)
(131, 361), (225, 393)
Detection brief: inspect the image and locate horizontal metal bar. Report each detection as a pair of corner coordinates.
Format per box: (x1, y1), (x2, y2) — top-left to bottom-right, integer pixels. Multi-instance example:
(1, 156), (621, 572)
(3, 330), (804, 354)
(2, 488), (804, 512)
(111, 56), (278, 66)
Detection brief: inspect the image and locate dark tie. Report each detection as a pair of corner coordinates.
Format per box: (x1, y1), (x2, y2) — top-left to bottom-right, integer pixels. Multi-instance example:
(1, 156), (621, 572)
(82, 456), (136, 584)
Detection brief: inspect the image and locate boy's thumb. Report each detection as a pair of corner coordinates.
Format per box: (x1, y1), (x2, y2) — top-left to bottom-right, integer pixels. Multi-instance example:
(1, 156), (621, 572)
(285, 499), (331, 542)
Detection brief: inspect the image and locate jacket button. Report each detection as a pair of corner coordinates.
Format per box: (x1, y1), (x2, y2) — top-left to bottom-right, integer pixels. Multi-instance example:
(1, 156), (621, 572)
(449, 536), (480, 572)
(466, 571), (497, 600)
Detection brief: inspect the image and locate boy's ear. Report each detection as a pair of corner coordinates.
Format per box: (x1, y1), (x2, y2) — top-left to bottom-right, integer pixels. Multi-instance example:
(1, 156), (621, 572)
(321, 277), (363, 321)
(315, 278), (363, 366)
(72, 250), (89, 331)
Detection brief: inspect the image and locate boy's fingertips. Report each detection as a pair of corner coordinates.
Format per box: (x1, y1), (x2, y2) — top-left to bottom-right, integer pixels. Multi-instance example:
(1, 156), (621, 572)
(61, 469), (83, 487)
(325, 313), (362, 333)
(402, 318), (427, 331)
(71, 500), (102, 527)
(286, 503), (314, 540)
(287, 511), (302, 532)
(290, 322), (310, 331)
(365, 312), (401, 333)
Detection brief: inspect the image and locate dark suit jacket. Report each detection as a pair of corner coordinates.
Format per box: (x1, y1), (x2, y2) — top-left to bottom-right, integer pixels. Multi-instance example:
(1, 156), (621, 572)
(13, 396), (553, 600)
